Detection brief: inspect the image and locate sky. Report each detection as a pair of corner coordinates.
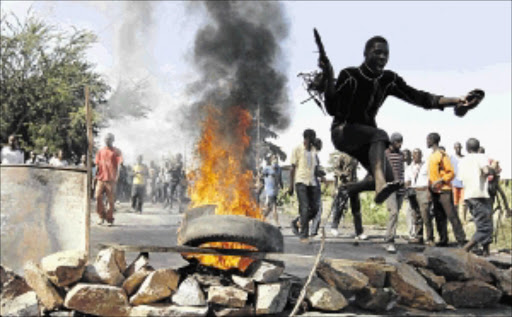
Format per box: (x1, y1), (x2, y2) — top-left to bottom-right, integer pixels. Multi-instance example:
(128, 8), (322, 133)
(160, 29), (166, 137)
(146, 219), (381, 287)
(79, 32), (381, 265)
(2, 1), (511, 178)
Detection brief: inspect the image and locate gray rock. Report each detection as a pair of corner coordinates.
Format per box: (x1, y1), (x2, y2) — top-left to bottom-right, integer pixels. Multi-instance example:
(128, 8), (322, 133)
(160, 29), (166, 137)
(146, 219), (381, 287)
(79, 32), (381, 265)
(355, 287), (396, 312)
(208, 286), (248, 308)
(213, 307), (254, 316)
(191, 273), (224, 288)
(130, 268), (180, 306)
(306, 276), (348, 312)
(24, 261), (64, 311)
(172, 277), (206, 306)
(316, 260), (369, 295)
(129, 304), (208, 317)
(389, 262), (446, 311)
(250, 261), (284, 283)
(424, 248), (497, 282)
(231, 275), (255, 293)
(0, 291), (40, 317)
(442, 280), (502, 308)
(417, 267), (446, 292)
(122, 266), (154, 296)
(255, 280), (291, 315)
(324, 258), (395, 288)
(90, 247), (126, 286)
(64, 283), (130, 317)
(398, 252), (428, 267)
(495, 268), (512, 297)
(40, 250), (87, 287)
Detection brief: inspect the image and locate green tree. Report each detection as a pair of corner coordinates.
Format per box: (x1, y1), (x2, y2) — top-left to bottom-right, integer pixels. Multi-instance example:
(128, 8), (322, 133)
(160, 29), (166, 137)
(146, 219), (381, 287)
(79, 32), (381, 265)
(0, 12), (110, 162)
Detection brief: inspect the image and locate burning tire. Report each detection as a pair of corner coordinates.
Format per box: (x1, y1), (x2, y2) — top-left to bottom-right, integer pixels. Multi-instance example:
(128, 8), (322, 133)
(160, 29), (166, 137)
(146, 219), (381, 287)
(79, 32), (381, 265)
(177, 214), (284, 253)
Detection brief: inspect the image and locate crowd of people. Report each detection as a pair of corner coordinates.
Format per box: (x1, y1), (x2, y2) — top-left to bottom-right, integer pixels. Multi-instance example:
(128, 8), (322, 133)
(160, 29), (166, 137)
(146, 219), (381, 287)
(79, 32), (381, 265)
(1, 133), (188, 227)
(285, 127), (510, 256)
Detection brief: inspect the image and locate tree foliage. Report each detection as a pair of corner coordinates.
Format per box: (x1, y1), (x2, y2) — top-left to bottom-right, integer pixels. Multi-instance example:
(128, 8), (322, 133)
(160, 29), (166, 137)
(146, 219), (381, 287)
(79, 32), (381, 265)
(0, 12), (110, 162)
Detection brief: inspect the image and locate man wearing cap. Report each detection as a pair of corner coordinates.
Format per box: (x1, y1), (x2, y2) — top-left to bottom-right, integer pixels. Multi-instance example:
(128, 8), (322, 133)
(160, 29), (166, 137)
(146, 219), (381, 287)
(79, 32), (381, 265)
(95, 133), (123, 226)
(383, 132), (405, 253)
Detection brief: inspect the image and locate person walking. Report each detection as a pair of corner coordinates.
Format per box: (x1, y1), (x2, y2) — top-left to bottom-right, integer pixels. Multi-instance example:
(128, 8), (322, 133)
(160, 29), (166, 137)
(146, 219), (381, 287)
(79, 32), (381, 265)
(95, 133), (123, 226)
(131, 155), (148, 213)
(262, 154), (283, 227)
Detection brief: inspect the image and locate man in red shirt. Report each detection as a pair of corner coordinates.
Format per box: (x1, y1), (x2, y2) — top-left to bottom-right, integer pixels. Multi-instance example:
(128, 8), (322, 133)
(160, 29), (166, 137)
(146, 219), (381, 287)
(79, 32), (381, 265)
(95, 133), (123, 226)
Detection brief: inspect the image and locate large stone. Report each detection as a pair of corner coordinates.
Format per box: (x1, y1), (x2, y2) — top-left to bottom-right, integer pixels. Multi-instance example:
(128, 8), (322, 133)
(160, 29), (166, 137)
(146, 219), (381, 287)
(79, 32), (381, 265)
(0, 291), (40, 317)
(250, 261), (284, 283)
(231, 275), (255, 293)
(0, 265), (31, 301)
(81, 265), (103, 284)
(130, 268), (180, 306)
(306, 276), (348, 312)
(417, 267), (446, 292)
(316, 260), (369, 295)
(24, 261), (64, 311)
(64, 283), (130, 317)
(40, 250), (87, 287)
(124, 253), (149, 277)
(389, 262), (446, 311)
(208, 286), (248, 308)
(355, 287), (396, 312)
(495, 268), (512, 297)
(255, 280), (291, 315)
(122, 266), (154, 296)
(442, 280), (502, 308)
(192, 273), (224, 288)
(129, 304), (208, 317)
(171, 277), (206, 306)
(424, 248), (497, 282)
(90, 247), (126, 286)
(324, 258), (395, 288)
(398, 252), (428, 267)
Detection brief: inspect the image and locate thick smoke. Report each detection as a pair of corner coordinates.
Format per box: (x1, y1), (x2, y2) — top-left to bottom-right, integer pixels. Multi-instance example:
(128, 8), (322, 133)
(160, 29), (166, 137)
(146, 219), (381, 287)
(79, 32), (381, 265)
(185, 1), (291, 133)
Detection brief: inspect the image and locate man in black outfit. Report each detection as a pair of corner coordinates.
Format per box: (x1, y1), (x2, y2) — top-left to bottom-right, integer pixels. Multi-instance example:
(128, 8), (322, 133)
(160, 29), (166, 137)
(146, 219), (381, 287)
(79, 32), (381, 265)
(318, 35), (480, 205)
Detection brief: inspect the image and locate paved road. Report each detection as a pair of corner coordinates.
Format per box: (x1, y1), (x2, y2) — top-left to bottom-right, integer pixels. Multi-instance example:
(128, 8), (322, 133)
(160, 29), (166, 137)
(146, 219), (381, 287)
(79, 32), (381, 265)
(91, 202), (512, 316)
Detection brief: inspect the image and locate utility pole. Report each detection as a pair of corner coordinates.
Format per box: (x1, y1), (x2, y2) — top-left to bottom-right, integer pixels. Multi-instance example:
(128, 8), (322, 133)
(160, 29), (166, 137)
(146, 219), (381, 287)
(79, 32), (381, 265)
(84, 86), (93, 258)
(256, 104), (261, 171)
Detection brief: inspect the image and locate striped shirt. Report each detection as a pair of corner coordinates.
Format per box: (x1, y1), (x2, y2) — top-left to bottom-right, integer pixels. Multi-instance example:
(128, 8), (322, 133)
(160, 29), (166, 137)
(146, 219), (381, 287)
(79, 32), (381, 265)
(385, 148), (405, 194)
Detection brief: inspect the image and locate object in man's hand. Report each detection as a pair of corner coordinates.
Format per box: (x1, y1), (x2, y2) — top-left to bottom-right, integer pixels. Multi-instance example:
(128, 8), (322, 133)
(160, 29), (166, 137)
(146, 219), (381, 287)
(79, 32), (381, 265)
(454, 89), (485, 117)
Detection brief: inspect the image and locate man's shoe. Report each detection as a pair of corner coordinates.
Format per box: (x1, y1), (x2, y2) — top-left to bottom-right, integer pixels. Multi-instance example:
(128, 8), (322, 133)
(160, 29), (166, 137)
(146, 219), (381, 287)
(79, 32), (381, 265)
(374, 181), (402, 204)
(107, 222), (114, 227)
(425, 240), (436, 247)
(300, 238), (310, 244)
(330, 229), (339, 237)
(291, 220), (299, 236)
(436, 242), (448, 247)
(356, 234), (369, 241)
(96, 219), (104, 225)
(408, 238), (424, 245)
(385, 244), (397, 253)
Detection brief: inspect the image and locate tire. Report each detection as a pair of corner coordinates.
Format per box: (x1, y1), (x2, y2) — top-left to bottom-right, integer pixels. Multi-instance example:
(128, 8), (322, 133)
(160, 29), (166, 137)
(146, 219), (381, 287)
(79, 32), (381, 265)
(177, 214), (284, 253)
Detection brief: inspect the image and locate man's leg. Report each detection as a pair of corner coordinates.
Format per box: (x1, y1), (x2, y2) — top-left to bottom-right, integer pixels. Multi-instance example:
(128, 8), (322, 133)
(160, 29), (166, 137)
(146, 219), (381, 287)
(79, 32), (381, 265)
(415, 190), (433, 243)
(272, 197), (280, 227)
(464, 198), (493, 254)
(295, 184), (310, 239)
(351, 194), (364, 236)
(432, 193), (448, 245)
(405, 198), (416, 239)
(137, 185), (144, 213)
(105, 181), (115, 224)
(310, 186), (323, 236)
(95, 180), (106, 221)
(131, 185), (137, 210)
(369, 141), (400, 203)
(408, 194), (424, 243)
(385, 192), (400, 243)
(440, 191), (466, 244)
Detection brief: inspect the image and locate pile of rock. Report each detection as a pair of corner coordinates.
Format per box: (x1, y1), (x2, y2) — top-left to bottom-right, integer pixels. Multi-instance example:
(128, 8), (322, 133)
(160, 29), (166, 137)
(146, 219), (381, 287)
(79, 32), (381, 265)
(1, 247), (510, 316)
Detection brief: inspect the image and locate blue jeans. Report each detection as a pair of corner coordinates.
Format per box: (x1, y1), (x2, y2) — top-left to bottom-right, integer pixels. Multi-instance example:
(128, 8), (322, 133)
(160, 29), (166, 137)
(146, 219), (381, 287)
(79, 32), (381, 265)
(295, 183), (319, 239)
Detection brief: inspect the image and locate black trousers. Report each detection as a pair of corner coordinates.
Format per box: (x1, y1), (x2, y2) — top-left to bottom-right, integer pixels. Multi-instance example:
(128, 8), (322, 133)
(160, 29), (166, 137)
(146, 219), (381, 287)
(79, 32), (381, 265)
(131, 184), (145, 213)
(295, 183), (320, 239)
(331, 193), (363, 236)
(431, 190), (466, 244)
(466, 198), (493, 246)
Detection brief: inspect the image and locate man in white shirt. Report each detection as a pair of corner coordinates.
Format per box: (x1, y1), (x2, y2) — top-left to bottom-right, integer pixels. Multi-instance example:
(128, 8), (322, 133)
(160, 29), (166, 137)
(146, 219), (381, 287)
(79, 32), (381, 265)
(49, 150), (68, 167)
(458, 138), (494, 256)
(288, 129), (319, 243)
(404, 148), (434, 246)
(1, 135), (24, 164)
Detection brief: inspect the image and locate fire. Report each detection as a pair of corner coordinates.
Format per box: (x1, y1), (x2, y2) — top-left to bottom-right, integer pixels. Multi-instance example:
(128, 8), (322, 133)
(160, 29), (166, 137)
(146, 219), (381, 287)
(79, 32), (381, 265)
(185, 105), (262, 271)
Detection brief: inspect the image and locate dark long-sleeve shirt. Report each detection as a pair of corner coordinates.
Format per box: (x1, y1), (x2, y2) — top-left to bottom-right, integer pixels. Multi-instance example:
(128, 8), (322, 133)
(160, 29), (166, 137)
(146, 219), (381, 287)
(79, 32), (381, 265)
(325, 64), (444, 128)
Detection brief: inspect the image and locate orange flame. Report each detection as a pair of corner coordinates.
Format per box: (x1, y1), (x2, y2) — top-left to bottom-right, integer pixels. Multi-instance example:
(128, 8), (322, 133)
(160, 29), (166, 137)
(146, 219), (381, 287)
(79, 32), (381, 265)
(185, 106), (262, 271)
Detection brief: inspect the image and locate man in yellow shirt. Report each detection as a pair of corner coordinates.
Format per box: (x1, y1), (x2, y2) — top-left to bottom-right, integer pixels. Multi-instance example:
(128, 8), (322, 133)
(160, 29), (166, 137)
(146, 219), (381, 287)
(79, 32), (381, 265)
(132, 155), (148, 213)
(427, 133), (466, 246)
